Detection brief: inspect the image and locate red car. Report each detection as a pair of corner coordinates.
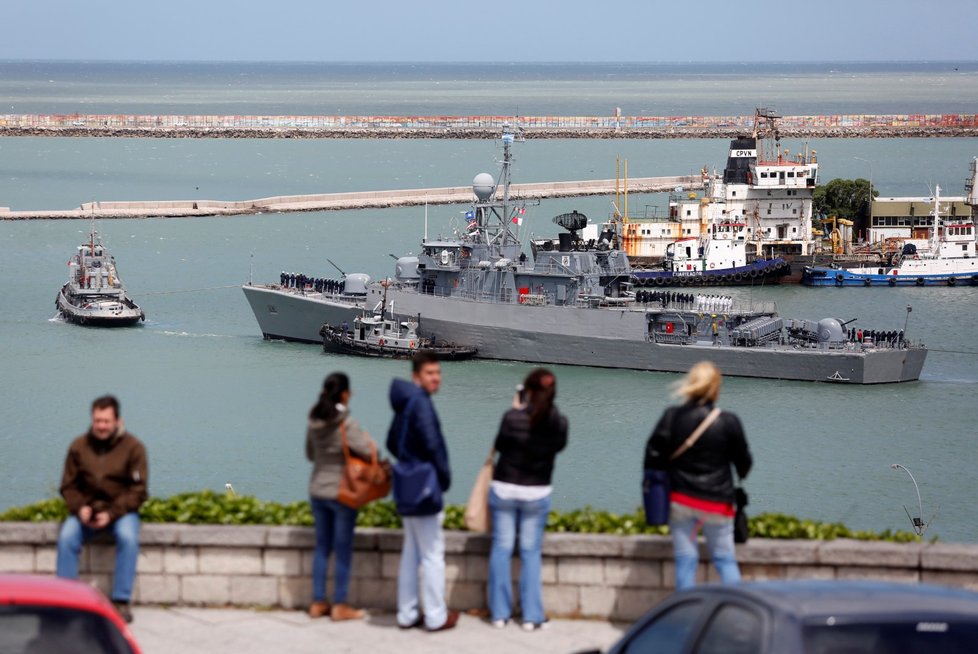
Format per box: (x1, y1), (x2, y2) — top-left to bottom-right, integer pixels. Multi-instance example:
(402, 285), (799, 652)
(0, 574), (142, 654)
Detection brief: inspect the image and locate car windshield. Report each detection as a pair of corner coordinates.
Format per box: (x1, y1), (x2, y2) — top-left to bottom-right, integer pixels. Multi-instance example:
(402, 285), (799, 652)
(0, 606), (134, 654)
(804, 620), (978, 654)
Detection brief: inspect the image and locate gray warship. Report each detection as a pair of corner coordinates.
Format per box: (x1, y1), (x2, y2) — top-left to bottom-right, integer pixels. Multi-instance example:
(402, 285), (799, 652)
(57, 226), (145, 327)
(242, 128), (927, 383)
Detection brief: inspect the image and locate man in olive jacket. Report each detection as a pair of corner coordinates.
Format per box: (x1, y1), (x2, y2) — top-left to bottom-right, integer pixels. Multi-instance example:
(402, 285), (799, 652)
(57, 395), (148, 623)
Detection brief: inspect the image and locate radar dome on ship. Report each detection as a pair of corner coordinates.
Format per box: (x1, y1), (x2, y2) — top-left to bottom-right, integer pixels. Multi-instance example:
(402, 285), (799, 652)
(473, 173), (495, 200)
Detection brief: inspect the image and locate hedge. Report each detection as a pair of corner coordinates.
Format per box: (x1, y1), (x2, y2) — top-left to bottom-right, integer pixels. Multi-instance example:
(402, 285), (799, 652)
(0, 491), (923, 542)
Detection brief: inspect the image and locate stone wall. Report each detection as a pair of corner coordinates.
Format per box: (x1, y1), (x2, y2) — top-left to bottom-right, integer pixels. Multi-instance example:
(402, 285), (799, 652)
(2, 523), (978, 622)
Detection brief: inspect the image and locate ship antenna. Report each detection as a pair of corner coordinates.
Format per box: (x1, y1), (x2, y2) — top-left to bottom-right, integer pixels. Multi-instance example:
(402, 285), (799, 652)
(903, 304), (912, 338)
(890, 463), (938, 537)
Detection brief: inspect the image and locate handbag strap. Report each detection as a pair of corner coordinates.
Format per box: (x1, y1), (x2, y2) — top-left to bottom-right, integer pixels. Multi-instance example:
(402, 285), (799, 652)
(339, 418), (378, 465)
(669, 407), (721, 462)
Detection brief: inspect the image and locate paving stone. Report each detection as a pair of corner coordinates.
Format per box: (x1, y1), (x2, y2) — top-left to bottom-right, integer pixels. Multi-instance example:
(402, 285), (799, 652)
(351, 577), (398, 610)
(135, 573), (180, 604)
(88, 545), (117, 573)
(263, 549), (301, 577)
(198, 547), (263, 575)
(580, 586), (617, 617)
(784, 565), (836, 580)
(542, 584), (581, 617)
(34, 546), (57, 573)
(140, 524), (186, 546)
(265, 527), (315, 549)
(543, 533), (623, 557)
(619, 536), (674, 560)
(0, 546), (35, 572)
(738, 539), (820, 565)
(557, 556), (605, 585)
(164, 547), (198, 574)
(230, 575), (279, 605)
(922, 543), (978, 572)
(381, 552), (401, 579)
(138, 546), (164, 574)
(181, 575), (231, 605)
(446, 580), (484, 611)
(818, 539), (923, 568)
(179, 526), (267, 547)
(614, 588), (670, 622)
(835, 566), (919, 583)
(278, 576), (313, 610)
(0, 522), (59, 545)
(604, 559), (662, 588)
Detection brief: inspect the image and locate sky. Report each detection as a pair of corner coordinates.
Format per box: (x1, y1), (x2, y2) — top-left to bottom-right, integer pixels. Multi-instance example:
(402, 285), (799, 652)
(3, 0), (976, 63)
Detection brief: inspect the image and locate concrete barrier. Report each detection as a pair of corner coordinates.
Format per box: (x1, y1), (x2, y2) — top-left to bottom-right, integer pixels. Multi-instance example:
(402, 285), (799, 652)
(2, 523), (975, 621)
(1, 177), (703, 221)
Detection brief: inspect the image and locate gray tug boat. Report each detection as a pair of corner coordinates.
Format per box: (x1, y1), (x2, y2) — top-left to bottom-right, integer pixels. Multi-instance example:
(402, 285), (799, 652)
(57, 226), (145, 327)
(243, 128), (927, 384)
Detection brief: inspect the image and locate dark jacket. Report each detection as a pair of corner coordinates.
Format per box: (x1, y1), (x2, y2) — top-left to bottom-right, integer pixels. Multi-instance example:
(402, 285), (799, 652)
(644, 402), (751, 505)
(493, 406), (568, 487)
(386, 378), (451, 494)
(60, 425), (148, 521)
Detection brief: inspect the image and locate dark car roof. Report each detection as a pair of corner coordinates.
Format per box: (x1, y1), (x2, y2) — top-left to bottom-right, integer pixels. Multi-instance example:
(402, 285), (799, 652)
(691, 581), (978, 621)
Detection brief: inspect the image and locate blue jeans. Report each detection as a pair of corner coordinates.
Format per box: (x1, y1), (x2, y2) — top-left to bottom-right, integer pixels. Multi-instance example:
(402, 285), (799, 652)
(670, 502), (740, 591)
(56, 513), (140, 602)
(487, 488), (550, 624)
(397, 512), (447, 630)
(310, 497), (358, 604)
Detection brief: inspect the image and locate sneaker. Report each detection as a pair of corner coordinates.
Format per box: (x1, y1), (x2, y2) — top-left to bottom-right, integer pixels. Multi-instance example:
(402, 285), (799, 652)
(330, 603), (365, 621)
(427, 610), (460, 633)
(112, 601), (133, 624)
(490, 618), (509, 629)
(521, 620), (550, 632)
(308, 601), (331, 619)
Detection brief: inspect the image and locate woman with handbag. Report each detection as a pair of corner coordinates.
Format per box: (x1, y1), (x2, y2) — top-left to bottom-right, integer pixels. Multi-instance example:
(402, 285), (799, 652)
(644, 361), (752, 591)
(305, 372), (376, 621)
(488, 368), (568, 631)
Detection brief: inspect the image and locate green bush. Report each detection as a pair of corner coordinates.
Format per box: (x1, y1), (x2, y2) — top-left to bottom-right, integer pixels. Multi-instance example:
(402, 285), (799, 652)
(0, 492), (923, 542)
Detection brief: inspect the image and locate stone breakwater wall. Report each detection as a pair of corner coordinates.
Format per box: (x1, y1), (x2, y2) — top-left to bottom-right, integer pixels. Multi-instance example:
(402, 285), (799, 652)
(2, 112), (977, 139)
(2, 126), (977, 139)
(0, 176), (701, 221)
(3, 523), (978, 621)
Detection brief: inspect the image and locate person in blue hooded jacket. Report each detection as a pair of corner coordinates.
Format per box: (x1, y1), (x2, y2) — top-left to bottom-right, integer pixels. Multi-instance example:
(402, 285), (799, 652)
(386, 351), (459, 633)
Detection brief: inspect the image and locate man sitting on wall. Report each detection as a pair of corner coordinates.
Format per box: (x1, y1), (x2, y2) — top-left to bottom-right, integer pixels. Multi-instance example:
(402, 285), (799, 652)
(56, 395), (148, 624)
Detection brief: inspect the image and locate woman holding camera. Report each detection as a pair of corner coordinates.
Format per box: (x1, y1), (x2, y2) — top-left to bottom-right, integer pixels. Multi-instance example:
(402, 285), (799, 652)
(487, 368), (568, 631)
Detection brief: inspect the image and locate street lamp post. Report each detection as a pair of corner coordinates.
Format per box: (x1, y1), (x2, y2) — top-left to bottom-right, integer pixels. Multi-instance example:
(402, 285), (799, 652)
(854, 157), (875, 242)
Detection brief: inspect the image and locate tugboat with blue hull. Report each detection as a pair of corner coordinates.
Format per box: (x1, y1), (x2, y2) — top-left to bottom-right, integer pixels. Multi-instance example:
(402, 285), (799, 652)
(631, 220), (789, 287)
(56, 226), (145, 327)
(803, 186), (978, 287)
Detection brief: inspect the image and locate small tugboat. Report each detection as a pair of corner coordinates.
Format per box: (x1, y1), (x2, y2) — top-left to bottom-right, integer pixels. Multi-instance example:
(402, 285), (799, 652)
(56, 225), (145, 327)
(320, 314), (477, 360)
(320, 283), (476, 360)
(803, 186), (978, 287)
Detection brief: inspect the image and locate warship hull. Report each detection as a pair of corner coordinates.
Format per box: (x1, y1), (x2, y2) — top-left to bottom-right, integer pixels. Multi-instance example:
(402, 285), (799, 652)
(242, 285), (363, 343)
(56, 285), (144, 327)
(241, 284), (926, 384)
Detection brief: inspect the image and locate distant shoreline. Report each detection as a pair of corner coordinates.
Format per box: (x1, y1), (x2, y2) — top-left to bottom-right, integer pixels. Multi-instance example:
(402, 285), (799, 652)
(2, 113), (976, 139)
(2, 126), (976, 139)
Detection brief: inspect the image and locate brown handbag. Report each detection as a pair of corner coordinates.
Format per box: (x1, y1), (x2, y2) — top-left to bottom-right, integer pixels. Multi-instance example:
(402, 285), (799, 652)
(336, 421), (392, 509)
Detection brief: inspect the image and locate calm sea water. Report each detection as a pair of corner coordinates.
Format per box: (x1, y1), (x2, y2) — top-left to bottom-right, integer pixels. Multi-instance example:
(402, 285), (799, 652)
(1, 62), (977, 542)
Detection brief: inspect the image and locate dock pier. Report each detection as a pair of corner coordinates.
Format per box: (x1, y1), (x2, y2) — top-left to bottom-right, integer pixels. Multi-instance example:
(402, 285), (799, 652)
(0, 176), (702, 221)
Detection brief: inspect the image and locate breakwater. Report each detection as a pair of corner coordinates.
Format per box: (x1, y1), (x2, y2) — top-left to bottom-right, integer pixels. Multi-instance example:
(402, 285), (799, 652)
(3, 523), (977, 620)
(0, 175), (702, 220)
(2, 113), (977, 139)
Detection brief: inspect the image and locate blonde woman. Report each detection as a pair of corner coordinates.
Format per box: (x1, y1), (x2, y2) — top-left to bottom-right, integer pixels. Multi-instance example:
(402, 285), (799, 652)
(644, 361), (752, 590)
